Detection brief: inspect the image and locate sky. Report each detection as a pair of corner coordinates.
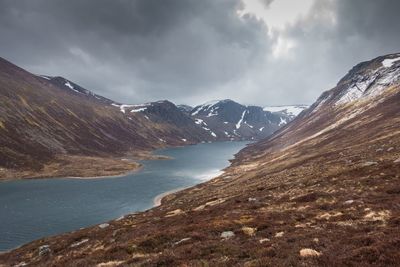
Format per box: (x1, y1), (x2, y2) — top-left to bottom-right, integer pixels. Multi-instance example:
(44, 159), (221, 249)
(0, 0), (399, 106)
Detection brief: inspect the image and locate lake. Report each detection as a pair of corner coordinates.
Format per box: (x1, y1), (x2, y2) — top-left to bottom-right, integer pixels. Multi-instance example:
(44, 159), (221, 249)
(0, 141), (247, 251)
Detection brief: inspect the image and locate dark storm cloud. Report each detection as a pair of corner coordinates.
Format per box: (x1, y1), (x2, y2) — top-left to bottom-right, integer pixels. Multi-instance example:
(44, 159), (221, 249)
(0, 0), (269, 104)
(0, 0), (399, 106)
(262, 0), (400, 105)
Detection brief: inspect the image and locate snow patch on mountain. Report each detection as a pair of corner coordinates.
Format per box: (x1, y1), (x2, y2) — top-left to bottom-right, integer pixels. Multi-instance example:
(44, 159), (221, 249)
(191, 99), (230, 116)
(130, 107), (148, 113)
(36, 74), (51, 80)
(64, 81), (83, 94)
(279, 117), (287, 126)
(112, 103), (150, 114)
(236, 110), (247, 129)
(263, 105), (308, 117)
(382, 56), (400, 68)
(195, 118), (205, 125)
(65, 81), (74, 89)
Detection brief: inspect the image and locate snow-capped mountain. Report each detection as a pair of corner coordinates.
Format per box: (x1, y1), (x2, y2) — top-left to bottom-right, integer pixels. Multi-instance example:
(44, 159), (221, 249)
(110, 100), (215, 143)
(249, 52), (400, 154)
(111, 99), (301, 142)
(263, 105), (308, 120)
(190, 99), (295, 140)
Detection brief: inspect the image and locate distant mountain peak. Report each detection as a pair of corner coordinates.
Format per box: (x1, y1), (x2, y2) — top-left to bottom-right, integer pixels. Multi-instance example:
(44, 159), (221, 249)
(263, 105), (308, 118)
(177, 104), (193, 114)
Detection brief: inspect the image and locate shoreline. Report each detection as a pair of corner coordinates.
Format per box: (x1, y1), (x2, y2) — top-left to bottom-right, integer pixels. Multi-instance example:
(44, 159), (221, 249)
(64, 165), (144, 180)
(153, 187), (187, 207)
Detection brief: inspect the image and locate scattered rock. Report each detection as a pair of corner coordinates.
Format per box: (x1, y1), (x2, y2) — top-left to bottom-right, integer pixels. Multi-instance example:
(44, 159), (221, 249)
(248, 197), (257, 202)
(205, 198), (226, 206)
(376, 148), (383, 152)
(165, 209), (184, 217)
(192, 205), (205, 211)
(394, 157), (400, 163)
(112, 229), (123, 237)
(364, 210), (391, 222)
(221, 231), (235, 239)
(193, 199), (226, 211)
(299, 248), (322, 258)
(344, 199), (354, 205)
(174, 237), (191, 245)
(242, 226), (256, 236)
(14, 262), (27, 267)
(38, 245), (51, 256)
(387, 147), (394, 152)
(116, 216), (125, 221)
(70, 238), (89, 248)
(259, 238), (270, 244)
(361, 161), (378, 167)
(96, 260), (125, 267)
(313, 238), (319, 243)
(317, 212), (343, 220)
(99, 223), (109, 229)
(274, 231), (284, 238)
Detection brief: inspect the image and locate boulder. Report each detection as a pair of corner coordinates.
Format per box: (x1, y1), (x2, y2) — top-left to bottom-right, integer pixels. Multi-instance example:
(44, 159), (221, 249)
(38, 245), (51, 256)
(221, 231), (235, 239)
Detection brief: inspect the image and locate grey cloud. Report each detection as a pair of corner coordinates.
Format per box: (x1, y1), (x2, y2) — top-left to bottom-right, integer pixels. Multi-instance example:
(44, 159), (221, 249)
(236, 0), (400, 105)
(0, 0), (399, 106)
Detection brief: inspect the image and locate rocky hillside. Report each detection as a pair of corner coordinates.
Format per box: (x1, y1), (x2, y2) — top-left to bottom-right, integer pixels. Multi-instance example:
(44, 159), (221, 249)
(2, 54), (399, 266)
(190, 99), (295, 141)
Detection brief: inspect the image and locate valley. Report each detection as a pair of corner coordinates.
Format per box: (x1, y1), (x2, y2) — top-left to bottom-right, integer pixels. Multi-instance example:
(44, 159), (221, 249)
(0, 141), (247, 252)
(1, 53), (398, 266)
(1, 1), (399, 266)
(0, 57), (304, 180)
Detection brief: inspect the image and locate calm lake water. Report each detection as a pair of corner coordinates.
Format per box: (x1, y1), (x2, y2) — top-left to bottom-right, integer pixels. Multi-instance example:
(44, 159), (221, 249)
(0, 141), (247, 251)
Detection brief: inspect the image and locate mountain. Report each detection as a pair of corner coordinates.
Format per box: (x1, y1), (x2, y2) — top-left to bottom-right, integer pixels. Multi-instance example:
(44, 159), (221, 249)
(3, 53), (398, 266)
(110, 100), (214, 144)
(0, 58), (213, 179)
(190, 99), (295, 140)
(0, 57), (302, 179)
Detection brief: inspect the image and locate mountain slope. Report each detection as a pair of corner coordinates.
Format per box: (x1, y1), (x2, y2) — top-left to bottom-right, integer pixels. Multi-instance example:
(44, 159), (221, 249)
(2, 54), (399, 266)
(0, 58), (211, 179)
